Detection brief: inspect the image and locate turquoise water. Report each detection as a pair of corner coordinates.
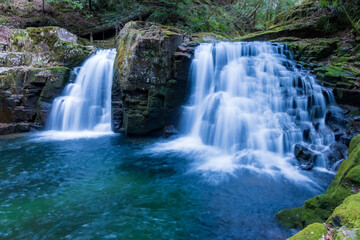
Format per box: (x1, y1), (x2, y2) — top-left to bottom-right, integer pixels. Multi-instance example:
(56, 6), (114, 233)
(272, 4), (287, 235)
(0, 133), (334, 239)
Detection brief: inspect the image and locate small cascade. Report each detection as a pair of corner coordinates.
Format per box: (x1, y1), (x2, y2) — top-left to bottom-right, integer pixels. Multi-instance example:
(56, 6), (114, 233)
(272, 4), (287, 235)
(179, 42), (342, 172)
(47, 49), (116, 132)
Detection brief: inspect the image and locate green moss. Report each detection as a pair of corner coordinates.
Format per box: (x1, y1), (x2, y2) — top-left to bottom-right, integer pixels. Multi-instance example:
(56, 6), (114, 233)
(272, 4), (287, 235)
(288, 223), (328, 240)
(0, 18), (6, 25)
(345, 166), (360, 183)
(26, 26), (59, 46)
(327, 193), (360, 229)
(192, 32), (227, 42)
(276, 134), (360, 229)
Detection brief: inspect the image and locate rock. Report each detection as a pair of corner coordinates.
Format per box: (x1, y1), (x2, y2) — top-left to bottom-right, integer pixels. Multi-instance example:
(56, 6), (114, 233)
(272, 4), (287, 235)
(323, 142), (347, 167)
(163, 125), (178, 138)
(0, 26), (10, 45)
(113, 21), (193, 135)
(276, 134), (360, 229)
(291, 193), (360, 240)
(14, 122), (31, 132)
(8, 26), (92, 67)
(0, 123), (14, 135)
(0, 26), (93, 135)
(328, 192), (360, 230)
(294, 144), (319, 170)
(288, 223), (328, 240)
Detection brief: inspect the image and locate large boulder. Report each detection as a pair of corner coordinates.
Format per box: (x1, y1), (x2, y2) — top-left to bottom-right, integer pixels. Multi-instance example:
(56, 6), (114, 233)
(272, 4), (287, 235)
(0, 26), (94, 135)
(113, 21), (195, 135)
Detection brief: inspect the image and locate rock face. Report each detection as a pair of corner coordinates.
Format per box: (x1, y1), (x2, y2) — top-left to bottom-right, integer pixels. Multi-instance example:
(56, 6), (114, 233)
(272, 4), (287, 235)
(0, 26), (93, 135)
(112, 21), (195, 135)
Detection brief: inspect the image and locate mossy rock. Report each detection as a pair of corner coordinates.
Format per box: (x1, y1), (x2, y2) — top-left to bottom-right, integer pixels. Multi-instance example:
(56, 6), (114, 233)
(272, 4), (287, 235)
(327, 192), (360, 229)
(288, 223), (328, 240)
(113, 21), (188, 135)
(8, 26), (92, 68)
(276, 134), (360, 229)
(192, 32), (227, 42)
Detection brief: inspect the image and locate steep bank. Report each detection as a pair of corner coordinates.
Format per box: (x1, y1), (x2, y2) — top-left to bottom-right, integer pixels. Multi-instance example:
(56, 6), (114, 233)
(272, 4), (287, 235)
(0, 26), (94, 135)
(112, 21), (196, 135)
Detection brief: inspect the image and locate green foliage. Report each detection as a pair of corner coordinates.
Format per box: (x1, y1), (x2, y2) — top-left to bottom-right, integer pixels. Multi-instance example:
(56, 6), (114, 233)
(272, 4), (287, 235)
(47, 0), (84, 10)
(318, 0), (330, 8)
(0, 18), (6, 25)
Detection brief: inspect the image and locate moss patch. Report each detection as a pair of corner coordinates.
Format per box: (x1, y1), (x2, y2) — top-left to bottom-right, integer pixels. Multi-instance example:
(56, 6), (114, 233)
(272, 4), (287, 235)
(288, 223), (328, 240)
(327, 193), (360, 229)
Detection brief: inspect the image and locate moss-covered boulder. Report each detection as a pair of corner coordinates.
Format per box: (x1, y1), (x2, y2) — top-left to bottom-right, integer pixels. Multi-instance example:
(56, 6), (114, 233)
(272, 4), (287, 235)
(113, 21), (195, 135)
(288, 193), (360, 240)
(0, 26), (94, 135)
(6, 26), (92, 67)
(328, 192), (360, 229)
(276, 134), (360, 229)
(288, 223), (328, 240)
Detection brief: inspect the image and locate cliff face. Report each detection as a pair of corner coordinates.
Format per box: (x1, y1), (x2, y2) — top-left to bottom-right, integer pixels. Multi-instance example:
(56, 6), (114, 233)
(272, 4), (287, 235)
(0, 26), (93, 135)
(112, 21), (196, 135)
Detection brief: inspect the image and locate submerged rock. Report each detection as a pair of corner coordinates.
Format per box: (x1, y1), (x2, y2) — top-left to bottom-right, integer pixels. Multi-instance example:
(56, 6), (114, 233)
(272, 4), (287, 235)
(112, 21), (194, 135)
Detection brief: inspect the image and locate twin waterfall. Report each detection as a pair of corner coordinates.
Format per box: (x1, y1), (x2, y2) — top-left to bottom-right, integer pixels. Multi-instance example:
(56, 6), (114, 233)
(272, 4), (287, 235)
(47, 49), (116, 132)
(179, 42), (337, 172)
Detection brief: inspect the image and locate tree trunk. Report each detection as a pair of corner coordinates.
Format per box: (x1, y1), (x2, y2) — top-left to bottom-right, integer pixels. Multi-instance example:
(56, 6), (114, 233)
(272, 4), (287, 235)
(42, 0), (45, 13)
(89, 0), (92, 11)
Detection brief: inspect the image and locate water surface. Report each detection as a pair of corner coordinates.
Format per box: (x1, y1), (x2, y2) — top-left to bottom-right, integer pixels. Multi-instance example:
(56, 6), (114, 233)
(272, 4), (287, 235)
(0, 133), (334, 240)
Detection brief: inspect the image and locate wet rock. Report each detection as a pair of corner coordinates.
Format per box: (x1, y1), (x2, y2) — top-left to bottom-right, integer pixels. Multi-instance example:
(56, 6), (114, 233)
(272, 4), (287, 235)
(0, 123), (14, 135)
(0, 26), (92, 135)
(163, 125), (178, 138)
(323, 142), (348, 167)
(294, 143), (319, 170)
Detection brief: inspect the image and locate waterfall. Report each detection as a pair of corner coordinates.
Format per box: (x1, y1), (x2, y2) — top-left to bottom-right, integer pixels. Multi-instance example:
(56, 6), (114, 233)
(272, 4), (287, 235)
(47, 49), (116, 132)
(178, 42), (340, 174)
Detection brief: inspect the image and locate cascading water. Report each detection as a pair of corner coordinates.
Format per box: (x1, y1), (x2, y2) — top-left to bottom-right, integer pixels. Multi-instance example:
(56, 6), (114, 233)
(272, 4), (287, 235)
(177, 42), (341, 176)
(47, 49), (116, 133)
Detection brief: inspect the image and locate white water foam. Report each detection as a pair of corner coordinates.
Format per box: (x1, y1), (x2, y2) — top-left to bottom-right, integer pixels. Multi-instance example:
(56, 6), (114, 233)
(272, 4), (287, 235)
(153, 42), (340, 182)
(42, 49), (116, 139)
